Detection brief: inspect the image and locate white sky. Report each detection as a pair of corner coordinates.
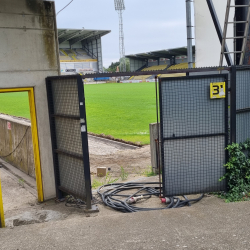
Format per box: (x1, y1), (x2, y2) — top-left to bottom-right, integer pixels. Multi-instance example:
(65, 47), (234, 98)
(54, 0), (191, 67)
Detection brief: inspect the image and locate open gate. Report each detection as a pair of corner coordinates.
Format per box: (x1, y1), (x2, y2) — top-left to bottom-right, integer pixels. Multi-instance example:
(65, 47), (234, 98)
(159, 74), (228, 196)
(46, 75), (94, 210)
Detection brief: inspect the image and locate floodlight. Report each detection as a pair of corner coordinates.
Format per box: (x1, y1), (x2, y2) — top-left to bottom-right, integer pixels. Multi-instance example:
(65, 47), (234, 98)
(114, 0), (126, 72)
(114, 0), (125, 11)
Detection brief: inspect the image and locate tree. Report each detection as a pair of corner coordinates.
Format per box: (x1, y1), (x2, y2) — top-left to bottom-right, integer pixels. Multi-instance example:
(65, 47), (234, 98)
(104, 59), (130, 73)
(105, 61), (120, 72)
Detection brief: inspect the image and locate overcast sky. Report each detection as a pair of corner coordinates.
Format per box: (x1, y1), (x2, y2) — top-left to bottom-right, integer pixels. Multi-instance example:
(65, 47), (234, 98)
(54, 0), (192, 67)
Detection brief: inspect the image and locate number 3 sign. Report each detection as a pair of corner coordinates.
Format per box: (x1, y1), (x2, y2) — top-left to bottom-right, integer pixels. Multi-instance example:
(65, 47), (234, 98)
(210, 82), (226, 99)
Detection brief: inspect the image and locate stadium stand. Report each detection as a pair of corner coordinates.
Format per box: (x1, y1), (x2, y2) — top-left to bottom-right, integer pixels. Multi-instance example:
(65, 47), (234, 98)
(59, 48), (96, 61)
(126, 46), (196, 80)
(128, 63), (196, 81)
(60, 56), (72, 60)
(59, 49), (72, 60)
(160, 62), (195, 77)
(74, 49), (93, 60)
(59, 50), (65, 56)
(133, 75), (151, 81)
(58, 28), (111, 73)
(130, 65), (168, 80)
(142, 65), (168, 71)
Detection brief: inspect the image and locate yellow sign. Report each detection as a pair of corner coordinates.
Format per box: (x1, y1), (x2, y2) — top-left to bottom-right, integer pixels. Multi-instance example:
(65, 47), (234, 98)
(210, 82), (226, 99)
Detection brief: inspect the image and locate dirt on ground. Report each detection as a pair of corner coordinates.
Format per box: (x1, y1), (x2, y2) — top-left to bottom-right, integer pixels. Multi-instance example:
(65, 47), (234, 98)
(0, 133), (153, 228)
(88, 135), (152, 183)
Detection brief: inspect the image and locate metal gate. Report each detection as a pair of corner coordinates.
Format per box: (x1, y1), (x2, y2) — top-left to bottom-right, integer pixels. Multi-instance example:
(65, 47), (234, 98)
(159, 74), (228, 196)
(46, 75), (92, 207)
(231, 66), (250, 144)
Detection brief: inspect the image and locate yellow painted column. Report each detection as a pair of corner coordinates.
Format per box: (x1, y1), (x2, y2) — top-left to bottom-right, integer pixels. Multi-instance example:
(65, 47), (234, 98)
(0, 172), (5, 228)
(28, 89), (44, 202)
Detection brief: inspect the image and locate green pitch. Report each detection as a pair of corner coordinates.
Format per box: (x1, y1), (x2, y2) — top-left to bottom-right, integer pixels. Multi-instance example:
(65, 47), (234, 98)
(0, 92), (30, 119)
(84, 82), (157, 144)
(0, 82), (157, 144)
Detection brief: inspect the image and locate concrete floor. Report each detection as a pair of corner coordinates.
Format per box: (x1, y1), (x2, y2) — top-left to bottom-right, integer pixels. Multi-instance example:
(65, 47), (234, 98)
(1, 165), (250, 249)
(0, 193), (250, 249)
(0, 167), (36, 217)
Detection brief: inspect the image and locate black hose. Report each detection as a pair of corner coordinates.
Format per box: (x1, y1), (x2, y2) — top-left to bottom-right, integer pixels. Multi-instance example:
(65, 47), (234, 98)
(97, 182), (204, 213)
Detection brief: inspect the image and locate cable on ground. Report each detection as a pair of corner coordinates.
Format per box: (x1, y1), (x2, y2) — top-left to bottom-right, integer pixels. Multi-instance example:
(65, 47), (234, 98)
(65, 195), (86, 208)
(55, 194), (101, 208)
(98, 182), (204, 213)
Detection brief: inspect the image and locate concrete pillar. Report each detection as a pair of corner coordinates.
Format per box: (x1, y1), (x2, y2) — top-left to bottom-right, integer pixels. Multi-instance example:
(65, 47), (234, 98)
(0, 0), (60, 200)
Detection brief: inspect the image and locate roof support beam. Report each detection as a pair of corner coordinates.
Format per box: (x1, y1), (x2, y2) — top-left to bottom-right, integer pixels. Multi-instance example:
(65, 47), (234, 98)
(59, 30), (84, 44)
(125, 57), (147, 62)
(149, 52), (172, 58)
(58, 30), (68, 38)
(69, 32), (96, 46)
(83, 32), (110, 43)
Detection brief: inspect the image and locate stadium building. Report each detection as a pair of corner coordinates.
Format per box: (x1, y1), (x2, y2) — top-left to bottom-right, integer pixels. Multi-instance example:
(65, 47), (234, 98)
(125, 46), (195, 81)
(58, 28), (111, 75)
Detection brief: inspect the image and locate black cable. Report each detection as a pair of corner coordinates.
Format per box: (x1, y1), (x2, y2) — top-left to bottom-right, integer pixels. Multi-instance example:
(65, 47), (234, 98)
(97, 182), (204, 213)
(0, 126), (29, 159)
(57, 0), (74, 16)
(65, 195), (86, 208)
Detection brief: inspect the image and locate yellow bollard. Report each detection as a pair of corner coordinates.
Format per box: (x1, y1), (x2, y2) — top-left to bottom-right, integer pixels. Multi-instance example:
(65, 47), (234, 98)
(0, 172), (5, 228)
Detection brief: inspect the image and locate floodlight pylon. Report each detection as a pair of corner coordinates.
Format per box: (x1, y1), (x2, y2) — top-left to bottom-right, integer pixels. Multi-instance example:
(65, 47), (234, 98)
(114, 0), (126, 72)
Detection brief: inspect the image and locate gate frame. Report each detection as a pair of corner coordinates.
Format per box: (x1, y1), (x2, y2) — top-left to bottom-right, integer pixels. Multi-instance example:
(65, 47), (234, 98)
(0, 88), (43, 202)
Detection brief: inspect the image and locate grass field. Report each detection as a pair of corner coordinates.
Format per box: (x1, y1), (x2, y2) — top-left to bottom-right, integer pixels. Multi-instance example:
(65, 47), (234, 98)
(0, 82), (157, 144)
(84, 82), (157, 144)
(0, 92), (30, 119)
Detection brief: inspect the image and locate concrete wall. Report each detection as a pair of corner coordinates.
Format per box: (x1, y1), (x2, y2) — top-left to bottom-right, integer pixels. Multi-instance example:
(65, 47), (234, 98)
(0, 115), (35, 178)
(0, 0), (60, 200)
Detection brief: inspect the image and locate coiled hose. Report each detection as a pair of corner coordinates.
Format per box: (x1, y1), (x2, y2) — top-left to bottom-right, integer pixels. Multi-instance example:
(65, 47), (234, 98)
(97, 182), (204, 213)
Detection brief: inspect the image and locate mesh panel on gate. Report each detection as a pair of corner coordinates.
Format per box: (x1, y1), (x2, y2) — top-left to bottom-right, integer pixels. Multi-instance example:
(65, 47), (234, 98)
(163, 137), (226, 196)
(236, 68), (250, 144)
(58, 154), (86, 200)
(160, 75), (227, 196)
(52, 79), (79, 116)
(236, 113), (250, 144)
(54, 117), (83, 155)
(161, 77), (225, 138)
